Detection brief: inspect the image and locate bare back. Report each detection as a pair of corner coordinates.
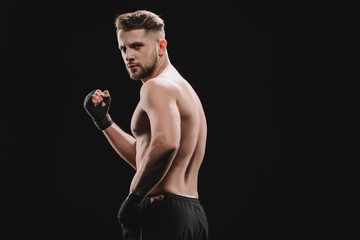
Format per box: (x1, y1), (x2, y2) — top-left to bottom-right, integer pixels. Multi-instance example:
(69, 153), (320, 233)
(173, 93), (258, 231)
(130, 65), (207, 198)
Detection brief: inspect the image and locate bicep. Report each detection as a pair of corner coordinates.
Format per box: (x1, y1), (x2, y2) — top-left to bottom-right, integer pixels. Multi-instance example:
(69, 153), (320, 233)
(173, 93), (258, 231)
(141, 84), (181, 145)
(149, 100), (180, 143)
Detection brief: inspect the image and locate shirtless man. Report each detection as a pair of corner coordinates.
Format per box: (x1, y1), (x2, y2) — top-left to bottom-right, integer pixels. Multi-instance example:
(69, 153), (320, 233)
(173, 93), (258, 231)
(84, 10), (208, 240)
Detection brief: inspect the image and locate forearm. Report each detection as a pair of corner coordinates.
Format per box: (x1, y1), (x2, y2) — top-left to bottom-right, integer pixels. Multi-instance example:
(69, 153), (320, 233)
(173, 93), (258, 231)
(132, 139), (177, 196)
(103, 123), (137, 169)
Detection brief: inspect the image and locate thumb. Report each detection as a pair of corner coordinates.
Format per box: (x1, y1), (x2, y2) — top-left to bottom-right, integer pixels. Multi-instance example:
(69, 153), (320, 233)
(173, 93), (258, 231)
(150, 194), (164, 204)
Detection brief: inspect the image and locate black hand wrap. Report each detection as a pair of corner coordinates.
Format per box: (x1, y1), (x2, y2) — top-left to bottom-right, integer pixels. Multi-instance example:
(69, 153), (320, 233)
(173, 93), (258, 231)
(118, 193), (150, 228)
(83, 90), (113, 130)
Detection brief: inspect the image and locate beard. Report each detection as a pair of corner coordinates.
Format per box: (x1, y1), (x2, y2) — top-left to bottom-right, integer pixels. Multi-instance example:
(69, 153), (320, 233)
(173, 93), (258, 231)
(128, 49), (158, 80)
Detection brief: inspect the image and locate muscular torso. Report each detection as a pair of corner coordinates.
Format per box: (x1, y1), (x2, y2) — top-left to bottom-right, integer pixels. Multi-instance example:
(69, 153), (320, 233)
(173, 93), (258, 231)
(129, 67), (207, 198)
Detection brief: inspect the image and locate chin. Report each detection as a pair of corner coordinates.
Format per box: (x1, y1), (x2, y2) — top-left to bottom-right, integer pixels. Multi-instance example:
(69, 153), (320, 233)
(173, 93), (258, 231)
(130, 71), (150, 81)
(129, 73), (142, 80)
(127, 70), (140, 80)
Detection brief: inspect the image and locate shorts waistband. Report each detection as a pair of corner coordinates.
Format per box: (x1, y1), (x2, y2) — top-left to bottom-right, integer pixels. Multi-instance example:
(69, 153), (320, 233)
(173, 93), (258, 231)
(148, 193), (200, 203)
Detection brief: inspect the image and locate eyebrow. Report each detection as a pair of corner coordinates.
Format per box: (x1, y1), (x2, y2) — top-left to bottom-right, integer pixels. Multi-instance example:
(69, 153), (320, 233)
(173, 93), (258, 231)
(129, 41), (144, 47)
(119, 41), (144, 50)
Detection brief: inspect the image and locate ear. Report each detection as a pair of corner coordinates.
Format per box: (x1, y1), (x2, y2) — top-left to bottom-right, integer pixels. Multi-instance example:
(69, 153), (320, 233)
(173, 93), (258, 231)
(158, 39), (167, 56)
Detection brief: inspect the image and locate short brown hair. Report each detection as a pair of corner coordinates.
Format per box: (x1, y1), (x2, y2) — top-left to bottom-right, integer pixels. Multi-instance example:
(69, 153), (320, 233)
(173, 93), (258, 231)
(115, 10), (165, 39)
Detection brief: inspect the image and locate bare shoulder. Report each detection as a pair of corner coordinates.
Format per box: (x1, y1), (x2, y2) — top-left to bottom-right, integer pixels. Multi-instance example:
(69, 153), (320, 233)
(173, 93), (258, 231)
(139, 78), (179, 111)
(140, 77), (179, 99)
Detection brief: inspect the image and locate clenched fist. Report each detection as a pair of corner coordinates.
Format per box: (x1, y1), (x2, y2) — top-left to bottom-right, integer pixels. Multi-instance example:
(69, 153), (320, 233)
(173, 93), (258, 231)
(84, 89), (113, 130)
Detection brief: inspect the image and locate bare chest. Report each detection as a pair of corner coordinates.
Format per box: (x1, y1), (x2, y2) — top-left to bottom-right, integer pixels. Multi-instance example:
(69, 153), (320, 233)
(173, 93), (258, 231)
(131, 103), (150, 137)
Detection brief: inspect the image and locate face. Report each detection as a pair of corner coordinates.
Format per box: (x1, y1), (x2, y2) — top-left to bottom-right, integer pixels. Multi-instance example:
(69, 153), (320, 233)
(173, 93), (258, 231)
(117, 29), (159, 80)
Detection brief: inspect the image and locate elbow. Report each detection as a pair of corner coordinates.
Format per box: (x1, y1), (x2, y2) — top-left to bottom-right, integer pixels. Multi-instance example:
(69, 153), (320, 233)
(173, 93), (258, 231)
(162, 140), (179, 155)
(167, 142), (179, 154)
(153, 136), (179, 154)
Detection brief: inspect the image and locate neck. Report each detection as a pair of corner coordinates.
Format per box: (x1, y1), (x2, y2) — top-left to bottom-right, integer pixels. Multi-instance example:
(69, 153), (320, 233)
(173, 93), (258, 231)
(141, 53), (169, 84)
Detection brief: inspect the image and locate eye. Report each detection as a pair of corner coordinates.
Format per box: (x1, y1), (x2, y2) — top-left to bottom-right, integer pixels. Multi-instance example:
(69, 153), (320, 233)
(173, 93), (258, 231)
(120, 46), (126, 53)
(130, 43), (143, 50)
(134, 44), (141, 50)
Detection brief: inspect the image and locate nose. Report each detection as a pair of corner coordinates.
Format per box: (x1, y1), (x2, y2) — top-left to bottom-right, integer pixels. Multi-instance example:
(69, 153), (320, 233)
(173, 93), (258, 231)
(125, 49), (135, 62)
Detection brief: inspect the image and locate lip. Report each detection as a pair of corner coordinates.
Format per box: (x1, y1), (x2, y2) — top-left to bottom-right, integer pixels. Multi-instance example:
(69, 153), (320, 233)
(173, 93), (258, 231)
(128, 64), (138, 69)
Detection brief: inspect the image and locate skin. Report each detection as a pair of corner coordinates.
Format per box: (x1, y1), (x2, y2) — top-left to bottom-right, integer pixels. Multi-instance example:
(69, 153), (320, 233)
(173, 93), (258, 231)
(91, 29), (207, 202)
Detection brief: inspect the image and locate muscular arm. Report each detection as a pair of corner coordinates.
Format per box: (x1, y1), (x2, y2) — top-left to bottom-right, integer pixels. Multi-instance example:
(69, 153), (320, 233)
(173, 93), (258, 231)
(131, 81), (181, 197)
(103, 123), (137, 170)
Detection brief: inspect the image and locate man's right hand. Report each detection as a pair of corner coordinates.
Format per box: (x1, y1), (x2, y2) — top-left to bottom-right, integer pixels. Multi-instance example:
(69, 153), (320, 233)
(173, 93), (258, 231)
(84, 89), (113, 130)
(119, 193), (164, 230)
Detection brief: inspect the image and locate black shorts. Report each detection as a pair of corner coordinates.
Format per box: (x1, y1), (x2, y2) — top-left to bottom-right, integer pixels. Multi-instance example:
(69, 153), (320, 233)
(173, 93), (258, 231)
(121, 193), (209, 240)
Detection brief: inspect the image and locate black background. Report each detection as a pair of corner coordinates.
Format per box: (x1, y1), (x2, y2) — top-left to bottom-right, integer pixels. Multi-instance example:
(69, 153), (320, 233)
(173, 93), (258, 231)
(3, 1), (356, 239)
